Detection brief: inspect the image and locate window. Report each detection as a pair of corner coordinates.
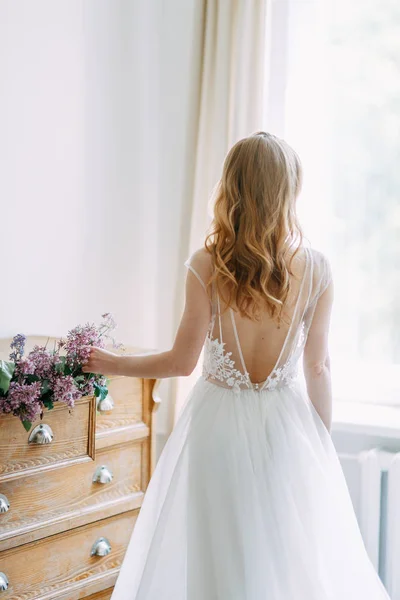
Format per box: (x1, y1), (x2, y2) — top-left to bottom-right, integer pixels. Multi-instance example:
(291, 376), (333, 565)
(274, 0), (400, 404)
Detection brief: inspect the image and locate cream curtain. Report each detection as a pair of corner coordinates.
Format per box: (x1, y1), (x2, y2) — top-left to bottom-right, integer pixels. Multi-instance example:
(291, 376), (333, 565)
(173, 0), (271, 422)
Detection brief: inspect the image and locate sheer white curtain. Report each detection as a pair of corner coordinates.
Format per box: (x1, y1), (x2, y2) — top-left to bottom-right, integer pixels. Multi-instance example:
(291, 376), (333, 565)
(174, 0), (400, 423)
(173, 0), (271, 421)
(282, 0), (400, 406)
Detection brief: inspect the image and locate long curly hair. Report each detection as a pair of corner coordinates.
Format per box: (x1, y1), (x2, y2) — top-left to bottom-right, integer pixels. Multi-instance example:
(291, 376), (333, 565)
(205, 131), (303, 323)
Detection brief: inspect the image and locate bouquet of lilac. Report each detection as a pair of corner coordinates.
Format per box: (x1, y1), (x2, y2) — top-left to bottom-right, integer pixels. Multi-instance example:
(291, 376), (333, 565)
(0, 314), (121, 431)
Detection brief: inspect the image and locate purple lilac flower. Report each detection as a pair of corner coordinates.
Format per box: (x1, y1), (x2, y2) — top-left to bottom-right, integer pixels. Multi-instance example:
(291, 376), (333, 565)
(1, 381), (43, 422)
(9, 334), (26, 362)
(52, 375), (82, 407)
(16, 357), (36, 376)
(0, 396), (13, 414)
(27, 346), (55, 378)
(79, 380), (95, 397)
(64, 323), (104, 367)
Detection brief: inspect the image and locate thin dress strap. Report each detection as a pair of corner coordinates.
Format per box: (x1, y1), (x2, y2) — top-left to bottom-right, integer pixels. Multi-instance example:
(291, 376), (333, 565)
(258, 246), (310, 392)
(184, 260), (212, 308)
(185, 262), (207, 293)
(230, 308), (248, 377)
(184, 259), (216, 335)
(217, 294), (223, 344)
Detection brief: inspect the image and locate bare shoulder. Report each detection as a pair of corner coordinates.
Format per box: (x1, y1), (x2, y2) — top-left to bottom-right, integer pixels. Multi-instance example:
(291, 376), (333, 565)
(185, 248), (213, 284)
(309, 247), (330, 267)
(308, 247), (333, 297)
(189, 247), (212, 266)
(288, 245), (311, 279)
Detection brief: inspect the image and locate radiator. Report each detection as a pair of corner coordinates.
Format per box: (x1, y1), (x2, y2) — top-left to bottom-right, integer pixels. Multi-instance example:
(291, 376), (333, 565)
(338, 449), (400, 597)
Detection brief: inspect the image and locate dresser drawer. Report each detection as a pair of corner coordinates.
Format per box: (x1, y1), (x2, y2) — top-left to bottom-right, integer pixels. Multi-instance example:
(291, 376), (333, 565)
(96, 377), (148, 450)
(0, 509), (138, 600)
(0, 443), (145, 551)
(0, 397), (96, 482)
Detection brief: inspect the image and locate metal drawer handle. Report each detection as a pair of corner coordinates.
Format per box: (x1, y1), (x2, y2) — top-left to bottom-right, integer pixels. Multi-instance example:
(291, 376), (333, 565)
(0, 572), (9, 591)
(28, 423), (54, 444)
(92, 465), (113, 484)
(98, 393), (114, 412)
(0, 494), (10, 514)
(90, 536), (111, 557)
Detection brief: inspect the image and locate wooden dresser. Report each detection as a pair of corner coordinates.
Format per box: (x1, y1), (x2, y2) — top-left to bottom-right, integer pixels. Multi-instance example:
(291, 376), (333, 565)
(0, 337), (160, 599)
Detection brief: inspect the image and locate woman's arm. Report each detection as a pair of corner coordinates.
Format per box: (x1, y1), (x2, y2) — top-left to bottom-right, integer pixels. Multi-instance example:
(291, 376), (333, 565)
(83, 252), (212, 379)
(303, 280), (334, 432)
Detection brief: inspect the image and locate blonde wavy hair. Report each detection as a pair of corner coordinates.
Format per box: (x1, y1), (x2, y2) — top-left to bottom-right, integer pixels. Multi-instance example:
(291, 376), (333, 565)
(205, 131), (303, 323)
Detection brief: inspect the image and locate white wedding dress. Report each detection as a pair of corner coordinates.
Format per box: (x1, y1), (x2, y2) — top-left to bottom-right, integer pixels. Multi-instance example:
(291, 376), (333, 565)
(111, 247), (391, 599)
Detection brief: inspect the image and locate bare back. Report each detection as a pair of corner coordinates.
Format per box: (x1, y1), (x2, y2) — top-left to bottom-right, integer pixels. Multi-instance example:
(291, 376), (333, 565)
(185, 247), (332, 392)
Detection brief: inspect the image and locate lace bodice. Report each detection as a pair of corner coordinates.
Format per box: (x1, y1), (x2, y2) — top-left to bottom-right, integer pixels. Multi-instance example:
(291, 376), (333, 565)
(185, 247), (331, 394)
(202, 335), (299, 393)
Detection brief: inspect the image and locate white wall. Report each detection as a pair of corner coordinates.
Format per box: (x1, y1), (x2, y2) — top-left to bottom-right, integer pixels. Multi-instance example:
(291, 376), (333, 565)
(0, 1), (86, 336)
(0, 0), (203, 438)
(81, 0), (160, 347)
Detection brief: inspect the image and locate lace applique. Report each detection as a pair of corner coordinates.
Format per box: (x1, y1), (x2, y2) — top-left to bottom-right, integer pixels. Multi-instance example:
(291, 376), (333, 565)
(203, 336), (250, 392)
(202, 308), (303, 393)
(261, 320), (304, 391)
(203, 334), (299, 393)
(297, 321), (305, 348)
(263, 360), (298, 391)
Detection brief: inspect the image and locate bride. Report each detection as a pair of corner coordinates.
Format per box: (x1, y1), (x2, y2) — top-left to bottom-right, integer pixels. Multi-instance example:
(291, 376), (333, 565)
(84, 132), (391, 599)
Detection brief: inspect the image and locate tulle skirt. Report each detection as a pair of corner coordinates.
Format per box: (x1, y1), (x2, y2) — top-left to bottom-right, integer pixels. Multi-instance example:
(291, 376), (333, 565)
(110, 376), (390, 599)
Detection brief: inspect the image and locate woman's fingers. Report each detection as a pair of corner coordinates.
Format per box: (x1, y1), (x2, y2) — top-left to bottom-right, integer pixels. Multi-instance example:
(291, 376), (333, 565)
(82, 347), (97, 373)
(81, 347), (117, 375)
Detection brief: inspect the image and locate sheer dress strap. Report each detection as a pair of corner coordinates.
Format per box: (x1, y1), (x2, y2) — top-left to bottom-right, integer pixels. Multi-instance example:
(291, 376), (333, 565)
(230, 308), (248, 377)
(184, 261), (207, 293)
(217, 294), (223, 344)
(258, 246), (311, 392)
(184, 258), (216, 333)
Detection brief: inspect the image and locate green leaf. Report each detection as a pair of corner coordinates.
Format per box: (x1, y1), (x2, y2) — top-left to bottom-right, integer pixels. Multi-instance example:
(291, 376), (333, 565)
(0, 361), (15, 394)
(43, 398), (54, 411)
(55, 356), (67, 375)
(41, 379), (51, 394)
(93, 381), (108, 400)
(55, 356), (75, 376)
(22, 419), (32, 432)
(40, 389), (54, 408)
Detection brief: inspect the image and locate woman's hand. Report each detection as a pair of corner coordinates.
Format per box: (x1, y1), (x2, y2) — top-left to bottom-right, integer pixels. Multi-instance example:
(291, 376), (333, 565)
(82, 347), (120, 376)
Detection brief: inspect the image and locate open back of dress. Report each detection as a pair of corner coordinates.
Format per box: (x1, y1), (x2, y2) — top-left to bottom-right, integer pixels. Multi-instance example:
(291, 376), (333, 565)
(185, 247), (332, 393)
